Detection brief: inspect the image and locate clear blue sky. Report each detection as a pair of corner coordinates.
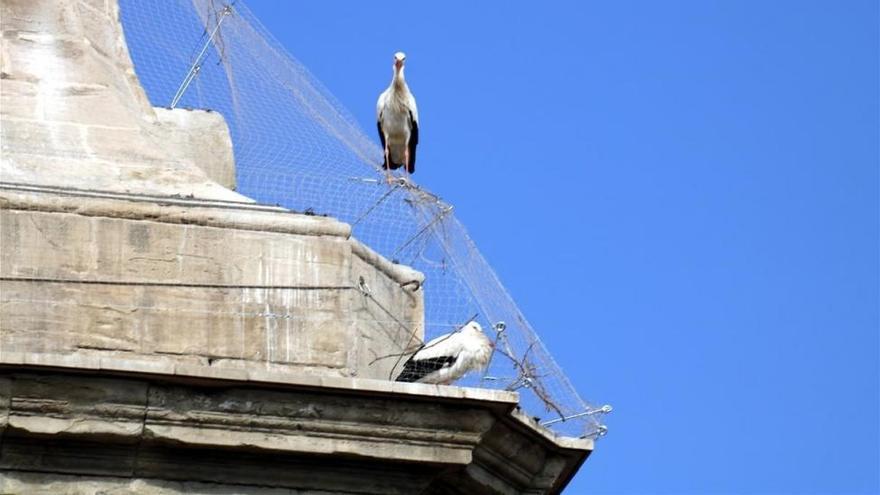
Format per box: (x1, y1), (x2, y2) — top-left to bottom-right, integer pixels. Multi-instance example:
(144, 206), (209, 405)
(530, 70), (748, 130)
(243, 1), (878, 493)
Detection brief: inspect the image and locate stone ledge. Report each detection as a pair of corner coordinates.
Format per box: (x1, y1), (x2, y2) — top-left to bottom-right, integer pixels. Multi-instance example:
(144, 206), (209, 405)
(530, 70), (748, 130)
(0, 361), (591, 494)
(0, 351), (520, 406)
(351, 240), (425, 287)
(0, 182), (268, 209)
(0, 186), (350, 238)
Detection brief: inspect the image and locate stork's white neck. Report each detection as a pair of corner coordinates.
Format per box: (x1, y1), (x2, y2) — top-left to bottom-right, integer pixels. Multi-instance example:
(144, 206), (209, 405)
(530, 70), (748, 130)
(392, 66), (407, 90)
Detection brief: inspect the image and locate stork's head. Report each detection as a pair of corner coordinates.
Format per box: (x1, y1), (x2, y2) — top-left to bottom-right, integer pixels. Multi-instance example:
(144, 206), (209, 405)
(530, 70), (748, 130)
(463, 321), (494, 347)
(393, 51), (406, 71)
(461, 321), (493, 369)
(463, 321), (482, 333)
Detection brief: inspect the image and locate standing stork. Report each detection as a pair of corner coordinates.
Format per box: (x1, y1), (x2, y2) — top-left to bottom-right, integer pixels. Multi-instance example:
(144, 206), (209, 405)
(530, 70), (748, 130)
(395, 322), (493, 385)
(376, 51), (419, 183)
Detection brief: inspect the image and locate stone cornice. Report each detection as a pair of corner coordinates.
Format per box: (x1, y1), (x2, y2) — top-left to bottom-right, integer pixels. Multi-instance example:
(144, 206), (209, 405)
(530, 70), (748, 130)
(0, 354), (592, 494)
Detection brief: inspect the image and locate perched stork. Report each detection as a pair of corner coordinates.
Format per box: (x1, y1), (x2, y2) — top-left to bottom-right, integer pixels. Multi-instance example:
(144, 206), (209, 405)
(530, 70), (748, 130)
(396, 322), (493, 385)
(376, 51), (418, 183)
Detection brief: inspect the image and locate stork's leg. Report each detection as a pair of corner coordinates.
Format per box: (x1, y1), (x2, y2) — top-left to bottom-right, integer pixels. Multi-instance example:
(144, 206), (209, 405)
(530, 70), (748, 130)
(404, 147), (411, 182)
(384, 144), (394, 185)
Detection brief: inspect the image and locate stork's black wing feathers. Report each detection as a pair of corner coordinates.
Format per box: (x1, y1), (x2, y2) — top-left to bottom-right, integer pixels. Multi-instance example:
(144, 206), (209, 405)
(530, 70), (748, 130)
(407, 111), (418, 174)
(377, 120), (390, 170)
(395, 355), (455, 382)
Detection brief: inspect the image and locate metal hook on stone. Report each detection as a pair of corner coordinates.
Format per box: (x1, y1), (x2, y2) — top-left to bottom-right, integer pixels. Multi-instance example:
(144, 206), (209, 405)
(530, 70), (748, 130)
(400, 279), (421, 291)
(357, 275), (371, 296)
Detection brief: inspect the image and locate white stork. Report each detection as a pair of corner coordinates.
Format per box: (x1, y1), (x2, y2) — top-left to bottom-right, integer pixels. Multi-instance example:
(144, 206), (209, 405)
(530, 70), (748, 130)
(376, 51), (419, 183)
(395, 322), (493, 385)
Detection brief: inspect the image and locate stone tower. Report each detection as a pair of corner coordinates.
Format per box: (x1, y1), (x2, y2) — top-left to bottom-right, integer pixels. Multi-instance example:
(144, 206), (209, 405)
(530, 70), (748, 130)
(0, 1), (593, 493)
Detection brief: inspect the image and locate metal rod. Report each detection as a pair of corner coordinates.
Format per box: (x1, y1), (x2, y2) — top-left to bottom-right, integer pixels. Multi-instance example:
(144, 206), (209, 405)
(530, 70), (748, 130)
(540, 405), (613, 427)
(351, 183), (400, 227)
(170, 5), (232, 109)
(392, 205), (453, 257)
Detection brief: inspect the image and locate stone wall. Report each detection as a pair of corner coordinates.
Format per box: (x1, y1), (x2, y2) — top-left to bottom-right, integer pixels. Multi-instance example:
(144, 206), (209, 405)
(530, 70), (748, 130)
(0, 0), (243, 200)
(0, 186), (423, 380)
(0, 0), (427, 380)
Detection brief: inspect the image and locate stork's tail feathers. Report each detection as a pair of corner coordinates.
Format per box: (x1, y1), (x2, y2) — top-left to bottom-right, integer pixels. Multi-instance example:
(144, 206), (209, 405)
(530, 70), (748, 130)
(382, 155), (413, 172)
(382, 161), (414, 174)
(384, 159), (404, 171)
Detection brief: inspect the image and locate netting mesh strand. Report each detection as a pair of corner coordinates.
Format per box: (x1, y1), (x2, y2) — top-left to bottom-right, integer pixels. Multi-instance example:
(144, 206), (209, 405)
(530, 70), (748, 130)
(119, 0), (607, 438)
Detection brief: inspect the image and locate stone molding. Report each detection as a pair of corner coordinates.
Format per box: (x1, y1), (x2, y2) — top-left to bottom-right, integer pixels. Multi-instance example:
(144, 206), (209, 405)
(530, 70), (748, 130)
(0, 356), (591, 494)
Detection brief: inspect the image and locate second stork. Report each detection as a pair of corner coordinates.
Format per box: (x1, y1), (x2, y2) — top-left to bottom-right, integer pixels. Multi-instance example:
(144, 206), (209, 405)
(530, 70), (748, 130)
(377, 51), (419, 183)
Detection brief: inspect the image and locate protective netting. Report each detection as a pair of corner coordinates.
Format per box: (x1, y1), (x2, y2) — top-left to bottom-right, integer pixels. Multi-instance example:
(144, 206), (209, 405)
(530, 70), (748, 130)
(118, 0), (608, 438)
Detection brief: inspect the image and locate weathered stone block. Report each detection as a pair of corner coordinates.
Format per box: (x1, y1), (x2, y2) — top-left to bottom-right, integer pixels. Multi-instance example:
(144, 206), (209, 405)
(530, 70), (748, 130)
(153, 108), (238, 190)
